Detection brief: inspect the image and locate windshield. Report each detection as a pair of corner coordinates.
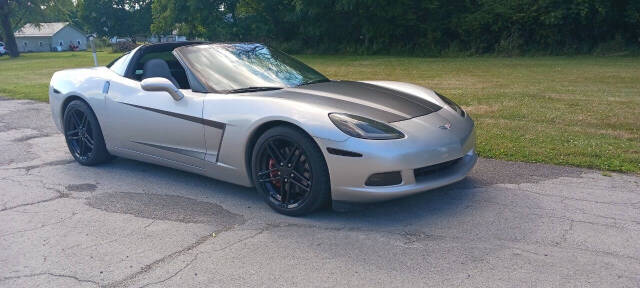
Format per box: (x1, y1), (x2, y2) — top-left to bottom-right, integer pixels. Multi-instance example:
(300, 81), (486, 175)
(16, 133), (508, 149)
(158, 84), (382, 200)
(174, 43), (328, 92)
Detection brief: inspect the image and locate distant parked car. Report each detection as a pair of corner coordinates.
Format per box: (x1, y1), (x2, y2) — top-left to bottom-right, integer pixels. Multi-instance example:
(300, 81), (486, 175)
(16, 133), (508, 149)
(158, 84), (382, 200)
(0, 42), (6, 56)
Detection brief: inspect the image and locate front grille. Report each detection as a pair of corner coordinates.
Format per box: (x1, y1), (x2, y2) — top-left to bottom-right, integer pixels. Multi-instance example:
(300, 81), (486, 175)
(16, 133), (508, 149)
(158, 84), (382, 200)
(414, 158), (461, 179)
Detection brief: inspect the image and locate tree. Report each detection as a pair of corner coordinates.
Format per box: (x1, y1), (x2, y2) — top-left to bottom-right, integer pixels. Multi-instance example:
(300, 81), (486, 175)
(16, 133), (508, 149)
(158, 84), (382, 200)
(0, 0), (18, 57)
(151, 0), (237, 40)
(42, 0), (79, 24)
(78, 0), (151, 38)
(0, 0), (49, 58)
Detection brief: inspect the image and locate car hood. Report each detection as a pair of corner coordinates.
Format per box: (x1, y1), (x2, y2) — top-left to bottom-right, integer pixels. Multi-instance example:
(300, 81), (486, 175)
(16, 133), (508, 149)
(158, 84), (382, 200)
(271, 81), (442, 123)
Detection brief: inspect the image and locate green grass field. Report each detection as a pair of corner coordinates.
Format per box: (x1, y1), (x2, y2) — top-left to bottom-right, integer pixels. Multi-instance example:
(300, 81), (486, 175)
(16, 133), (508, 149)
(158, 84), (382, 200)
(1, 52), (639, 173)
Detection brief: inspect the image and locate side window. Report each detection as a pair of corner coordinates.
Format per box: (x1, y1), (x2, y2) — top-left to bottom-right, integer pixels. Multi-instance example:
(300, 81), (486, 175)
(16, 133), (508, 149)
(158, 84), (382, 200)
(108, 52), (134, 76)
(131, 51), (190, 89)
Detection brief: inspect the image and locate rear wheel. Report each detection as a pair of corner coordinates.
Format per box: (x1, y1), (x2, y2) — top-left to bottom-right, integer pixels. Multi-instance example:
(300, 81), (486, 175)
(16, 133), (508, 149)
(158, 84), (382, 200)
(63, 100), (112, 165)
(251, 126), (330, 216)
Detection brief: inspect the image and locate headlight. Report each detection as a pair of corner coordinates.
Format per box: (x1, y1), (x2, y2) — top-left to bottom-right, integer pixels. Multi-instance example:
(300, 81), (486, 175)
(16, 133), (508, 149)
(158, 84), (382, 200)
(328, 113), (404, 140)
(436, 92), (465, 117)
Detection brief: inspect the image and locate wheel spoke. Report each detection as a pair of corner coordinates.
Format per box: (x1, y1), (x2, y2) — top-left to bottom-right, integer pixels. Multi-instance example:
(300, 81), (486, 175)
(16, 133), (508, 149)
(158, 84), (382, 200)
(71, 111), (83, 127)
(81, 115), (89, 130)
(66, 129), (79, 136)
(84, 133), (95, 145)
(83, 138), (94, 149)
(280, 181), (288, 203)
(292, 170), (310, 185)
(290, 149), (302, 167)
(257, 177), (279, 183)
(79, 138), (85, 155)
(289, 178), (310, 192)
(266, 142), (284, 164)
(284, 145), (298, 164)
(257, 167), (278, 176)
(70, 141), (80, 154)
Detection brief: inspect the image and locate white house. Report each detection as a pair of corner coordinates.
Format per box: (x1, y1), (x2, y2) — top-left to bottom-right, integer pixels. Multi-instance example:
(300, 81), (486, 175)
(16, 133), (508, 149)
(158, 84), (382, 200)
(14, 22), (87, 52)
(147, 34), (187, 43)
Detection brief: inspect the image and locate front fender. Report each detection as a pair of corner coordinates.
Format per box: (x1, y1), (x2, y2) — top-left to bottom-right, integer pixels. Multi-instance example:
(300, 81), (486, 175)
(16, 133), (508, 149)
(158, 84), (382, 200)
(203, 93), (350, 185)
(49, 67), (113, 132)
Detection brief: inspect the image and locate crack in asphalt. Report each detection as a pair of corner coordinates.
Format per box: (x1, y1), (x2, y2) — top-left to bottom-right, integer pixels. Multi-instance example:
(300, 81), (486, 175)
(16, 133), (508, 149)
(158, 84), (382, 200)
(134, 228), (270, 287)
(11, 159), (76, 173)
(0, 272), (99, 286)
(12, 132), (55, 142)
(0, 189), (68, 213)
(138, 253), (200, 288)
(0, 195), (65, 212)
(61, 219), (157, 252)
(104, 221), (246, 288)
(0, 212), (78, 238)
(0, 177), (70, 213)
(104, 235), (212, 288)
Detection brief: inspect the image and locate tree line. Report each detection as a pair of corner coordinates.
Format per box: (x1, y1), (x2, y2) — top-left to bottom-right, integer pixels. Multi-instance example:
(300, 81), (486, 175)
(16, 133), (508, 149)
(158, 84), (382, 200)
(2, 0), (639, 57)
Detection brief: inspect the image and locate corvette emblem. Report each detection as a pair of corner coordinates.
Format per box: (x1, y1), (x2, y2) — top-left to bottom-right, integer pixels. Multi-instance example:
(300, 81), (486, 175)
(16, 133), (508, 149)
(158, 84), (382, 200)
(439, 121), (452, 130)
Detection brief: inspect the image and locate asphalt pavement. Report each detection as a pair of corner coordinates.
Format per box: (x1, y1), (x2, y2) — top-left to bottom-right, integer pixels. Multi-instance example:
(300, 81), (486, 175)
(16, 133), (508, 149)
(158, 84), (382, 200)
(0, 98), (639, 287)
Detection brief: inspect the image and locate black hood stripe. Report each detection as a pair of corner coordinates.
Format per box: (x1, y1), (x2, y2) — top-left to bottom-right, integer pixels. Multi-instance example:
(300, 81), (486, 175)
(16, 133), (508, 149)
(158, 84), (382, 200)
(350, 82), (442, 112)
(271, 91), (406, 122)
(277, 81), (441, 123)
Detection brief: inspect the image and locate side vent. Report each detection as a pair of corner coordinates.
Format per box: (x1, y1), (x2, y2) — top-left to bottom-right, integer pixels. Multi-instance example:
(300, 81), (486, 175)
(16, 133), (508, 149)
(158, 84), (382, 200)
(102, 81), (110, 94)
(326, 147), (362, 157)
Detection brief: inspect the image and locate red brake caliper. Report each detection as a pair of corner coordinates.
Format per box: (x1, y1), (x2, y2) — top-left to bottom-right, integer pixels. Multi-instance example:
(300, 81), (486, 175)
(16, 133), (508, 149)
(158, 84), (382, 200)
(268, 158), (281, 188)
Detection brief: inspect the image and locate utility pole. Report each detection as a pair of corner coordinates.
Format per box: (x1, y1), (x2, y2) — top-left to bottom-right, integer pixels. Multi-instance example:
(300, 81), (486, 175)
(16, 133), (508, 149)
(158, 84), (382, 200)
(90, 36), (98, 66)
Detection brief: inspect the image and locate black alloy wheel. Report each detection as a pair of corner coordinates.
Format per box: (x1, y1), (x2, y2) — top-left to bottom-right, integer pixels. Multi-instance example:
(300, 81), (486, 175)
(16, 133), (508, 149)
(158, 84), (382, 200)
(252, 126), (330, 216)
(63, 100), (112, 165)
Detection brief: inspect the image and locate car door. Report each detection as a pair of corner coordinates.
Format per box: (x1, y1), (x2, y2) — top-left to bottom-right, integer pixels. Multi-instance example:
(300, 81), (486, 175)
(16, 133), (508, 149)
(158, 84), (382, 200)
(103, 74), (206, 173)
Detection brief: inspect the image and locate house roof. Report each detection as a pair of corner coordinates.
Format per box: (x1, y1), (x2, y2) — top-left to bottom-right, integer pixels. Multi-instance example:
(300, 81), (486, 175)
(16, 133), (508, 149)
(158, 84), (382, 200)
(15, 22), (84, 37)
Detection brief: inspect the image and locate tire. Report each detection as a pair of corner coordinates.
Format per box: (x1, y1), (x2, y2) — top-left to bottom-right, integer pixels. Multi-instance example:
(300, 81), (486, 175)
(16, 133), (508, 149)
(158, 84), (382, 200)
(251, 126), (330, 216)
(63, 100), (113, 165)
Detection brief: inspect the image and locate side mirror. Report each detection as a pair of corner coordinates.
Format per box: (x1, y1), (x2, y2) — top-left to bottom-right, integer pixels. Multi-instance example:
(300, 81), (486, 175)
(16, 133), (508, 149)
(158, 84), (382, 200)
(140, 77), (184, 101)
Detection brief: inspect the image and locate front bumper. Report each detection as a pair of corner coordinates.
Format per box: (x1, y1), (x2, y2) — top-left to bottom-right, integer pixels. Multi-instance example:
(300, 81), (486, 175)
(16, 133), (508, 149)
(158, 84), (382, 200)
(316, 111), (477, 202)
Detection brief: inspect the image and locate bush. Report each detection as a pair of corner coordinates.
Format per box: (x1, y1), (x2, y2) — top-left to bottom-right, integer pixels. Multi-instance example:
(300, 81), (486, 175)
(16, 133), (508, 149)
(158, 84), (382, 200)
(90, 37), (110, 51)
(593, 35), (630, 56)
(111, 41), (138, 53)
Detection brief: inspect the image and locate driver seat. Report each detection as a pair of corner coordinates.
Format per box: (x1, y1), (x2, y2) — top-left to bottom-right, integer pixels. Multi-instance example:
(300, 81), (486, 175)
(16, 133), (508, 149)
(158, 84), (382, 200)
(142, 59), (180, 88)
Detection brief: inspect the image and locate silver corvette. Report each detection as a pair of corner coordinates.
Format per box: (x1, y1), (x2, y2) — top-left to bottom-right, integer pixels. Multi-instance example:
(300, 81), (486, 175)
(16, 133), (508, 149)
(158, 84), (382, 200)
(49, 42), (477, 215)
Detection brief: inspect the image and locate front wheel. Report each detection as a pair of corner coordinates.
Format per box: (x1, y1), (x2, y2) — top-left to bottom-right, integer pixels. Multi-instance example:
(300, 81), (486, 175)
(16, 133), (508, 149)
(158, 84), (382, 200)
(251, 126), (330, 216)
(63, 100), (113, 165)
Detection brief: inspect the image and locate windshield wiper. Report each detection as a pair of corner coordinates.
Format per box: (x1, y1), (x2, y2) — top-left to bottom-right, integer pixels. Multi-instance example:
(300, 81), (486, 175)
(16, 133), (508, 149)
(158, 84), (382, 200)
(227, 86), (283, 93)
(299, 79), (330, 86)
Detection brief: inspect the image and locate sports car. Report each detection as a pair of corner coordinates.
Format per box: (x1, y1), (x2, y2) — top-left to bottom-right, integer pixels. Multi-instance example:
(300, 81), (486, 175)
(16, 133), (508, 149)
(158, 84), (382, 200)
(49, 42), (477, 215)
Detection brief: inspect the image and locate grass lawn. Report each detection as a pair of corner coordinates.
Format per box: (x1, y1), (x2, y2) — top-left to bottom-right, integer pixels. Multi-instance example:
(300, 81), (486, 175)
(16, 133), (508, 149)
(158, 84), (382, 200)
(1, 52), (639, 173)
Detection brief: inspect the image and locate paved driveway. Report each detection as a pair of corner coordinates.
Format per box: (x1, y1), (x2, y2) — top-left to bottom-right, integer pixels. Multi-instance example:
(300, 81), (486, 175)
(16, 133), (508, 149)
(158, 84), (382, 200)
(0, 98), (639, 287)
